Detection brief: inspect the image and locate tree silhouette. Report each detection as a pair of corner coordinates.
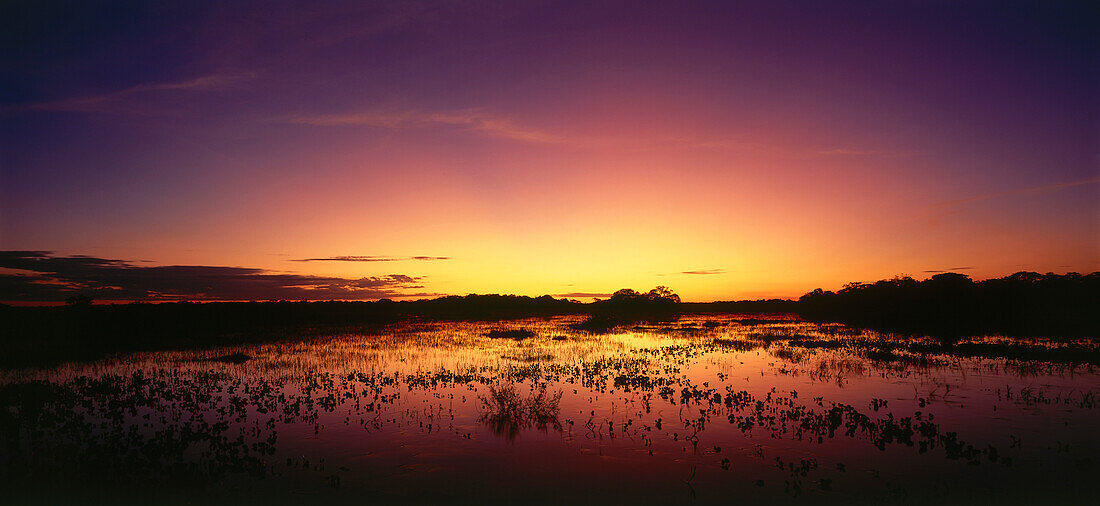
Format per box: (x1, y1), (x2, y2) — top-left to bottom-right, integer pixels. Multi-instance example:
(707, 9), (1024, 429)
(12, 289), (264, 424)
(64, 294), (94, 306)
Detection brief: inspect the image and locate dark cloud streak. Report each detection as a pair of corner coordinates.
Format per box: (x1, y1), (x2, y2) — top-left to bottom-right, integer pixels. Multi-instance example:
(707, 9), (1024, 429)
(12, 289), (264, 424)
(922, 266), (974, 273)
(553, 292), (612, 298)
(291, 255), (449, 262)
(0, 251), (430, 302)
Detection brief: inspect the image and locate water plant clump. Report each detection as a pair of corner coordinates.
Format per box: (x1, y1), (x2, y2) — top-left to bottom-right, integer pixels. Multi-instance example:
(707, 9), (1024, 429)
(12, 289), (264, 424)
(485, 329), (537, 339)
(0, 315), (1096, 504)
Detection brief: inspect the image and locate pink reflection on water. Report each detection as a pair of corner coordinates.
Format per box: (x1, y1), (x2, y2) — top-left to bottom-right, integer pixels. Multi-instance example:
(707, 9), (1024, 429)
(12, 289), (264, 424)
(3, 314), (1097, 503)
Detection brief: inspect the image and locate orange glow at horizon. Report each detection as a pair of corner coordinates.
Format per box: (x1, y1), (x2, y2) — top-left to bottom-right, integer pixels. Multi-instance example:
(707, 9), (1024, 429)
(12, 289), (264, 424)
(2, 3), (1095, 302)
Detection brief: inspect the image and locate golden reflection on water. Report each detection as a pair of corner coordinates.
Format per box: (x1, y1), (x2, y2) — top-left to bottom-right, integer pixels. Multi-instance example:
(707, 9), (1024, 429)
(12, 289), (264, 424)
(2, 314), (1098, 504)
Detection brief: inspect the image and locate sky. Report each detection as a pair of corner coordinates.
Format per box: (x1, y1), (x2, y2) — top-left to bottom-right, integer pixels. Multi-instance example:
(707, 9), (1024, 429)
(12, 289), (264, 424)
(1, 0), (1097, 303)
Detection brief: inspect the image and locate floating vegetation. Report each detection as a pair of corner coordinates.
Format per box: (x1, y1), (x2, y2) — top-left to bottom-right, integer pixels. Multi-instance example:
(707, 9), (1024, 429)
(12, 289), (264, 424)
(208, 352), (253, 363)
(485, 328), (537, 339)
(0, 315), (1096, 504)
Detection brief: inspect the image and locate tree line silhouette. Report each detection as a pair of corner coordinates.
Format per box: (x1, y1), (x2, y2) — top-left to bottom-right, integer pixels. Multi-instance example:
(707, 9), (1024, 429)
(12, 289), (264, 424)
(0, 295), (584, 366)
(798, 271), (1099, 339)
(1, 272), (1095, 366)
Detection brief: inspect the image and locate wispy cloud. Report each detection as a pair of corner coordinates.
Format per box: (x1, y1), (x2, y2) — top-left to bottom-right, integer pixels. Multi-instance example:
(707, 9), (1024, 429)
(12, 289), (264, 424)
(5, 72), (255, 114)
(681, 269), (727, 275)
(0, 251), (431, 301)
(291, 255), (450, 262)
(814, 148), (925, 158)
(815, 148), (876, 156)
(688, 137), (777, 152)
(937, 177), (1100, 209)
(928, 176), (1100, 221)
(690, 139), (921, 159)
(287, 109), (558, 143)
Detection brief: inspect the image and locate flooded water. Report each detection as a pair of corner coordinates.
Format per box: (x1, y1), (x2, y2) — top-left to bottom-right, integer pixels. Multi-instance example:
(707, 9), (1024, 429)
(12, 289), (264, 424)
(2, 314), (1098, 504)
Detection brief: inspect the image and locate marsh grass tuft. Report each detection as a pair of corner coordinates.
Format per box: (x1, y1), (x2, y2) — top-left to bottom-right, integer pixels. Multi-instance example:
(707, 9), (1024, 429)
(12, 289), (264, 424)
(477, 383), (562, 440)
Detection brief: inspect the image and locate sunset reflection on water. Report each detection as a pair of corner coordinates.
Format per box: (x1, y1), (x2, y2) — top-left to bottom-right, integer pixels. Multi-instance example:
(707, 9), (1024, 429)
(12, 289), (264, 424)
(2, 315), (1097, 504)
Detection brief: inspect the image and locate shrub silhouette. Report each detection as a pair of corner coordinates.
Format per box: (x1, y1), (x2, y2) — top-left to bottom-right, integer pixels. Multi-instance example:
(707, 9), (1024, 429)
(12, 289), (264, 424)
(64, 294), (94, 306)
(570, 286), (682, 332)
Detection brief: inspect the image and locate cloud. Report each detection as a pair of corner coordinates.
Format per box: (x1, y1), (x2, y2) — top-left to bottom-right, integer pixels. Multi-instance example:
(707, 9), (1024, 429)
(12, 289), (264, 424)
(681, 269), (727, 275)
(0, 251), (431, 302)
(287, 109), (558, 143)
(816, 148), (876, 156)
(5, 72), (255, 114)
(291, 255), (450, 262)
(691, 139), (922, 160)
(552, 292), (612, 298)
(690, 138), (768, 150)
(815, 149), (924, 158)
(922, 266), (974, 273)
(935, 177), (1100, 210)
(923, 176), (1100, 224)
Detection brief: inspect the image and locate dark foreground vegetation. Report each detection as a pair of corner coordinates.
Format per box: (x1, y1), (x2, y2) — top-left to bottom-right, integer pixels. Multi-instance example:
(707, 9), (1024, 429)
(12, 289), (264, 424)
(1, 330), (1095, 504)
(1, 272), (1095, 367)
(799, 271), (1099, 340)
(0, 295), (583, 366)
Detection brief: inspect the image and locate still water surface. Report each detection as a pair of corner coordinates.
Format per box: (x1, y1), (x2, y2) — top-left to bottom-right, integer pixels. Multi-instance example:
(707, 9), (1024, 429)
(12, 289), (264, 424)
(2, 314), (1097, 504)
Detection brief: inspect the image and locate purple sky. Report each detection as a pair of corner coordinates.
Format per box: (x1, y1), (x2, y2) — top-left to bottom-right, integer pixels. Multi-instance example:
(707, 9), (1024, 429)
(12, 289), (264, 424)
(1, 1), (1096, 302)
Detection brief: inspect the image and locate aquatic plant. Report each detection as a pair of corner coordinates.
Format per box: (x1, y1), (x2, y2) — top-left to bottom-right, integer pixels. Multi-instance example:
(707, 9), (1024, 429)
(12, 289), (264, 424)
(477, 383), (563, 440)
(485, 329), (536, 339)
